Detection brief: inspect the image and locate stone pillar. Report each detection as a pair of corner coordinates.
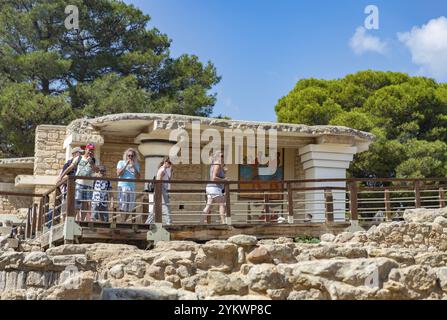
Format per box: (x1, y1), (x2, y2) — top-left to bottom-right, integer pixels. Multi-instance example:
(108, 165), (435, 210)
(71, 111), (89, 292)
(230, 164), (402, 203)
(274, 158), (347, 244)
(299, 144), (357, 222)
(136, 139), (177, 178)
(63, 120), (104, 164)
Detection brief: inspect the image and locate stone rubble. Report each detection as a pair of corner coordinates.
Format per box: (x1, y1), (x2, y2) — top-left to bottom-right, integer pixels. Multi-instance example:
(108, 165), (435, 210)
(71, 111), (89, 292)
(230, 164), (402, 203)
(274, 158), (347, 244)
(1, 208), (447, 300)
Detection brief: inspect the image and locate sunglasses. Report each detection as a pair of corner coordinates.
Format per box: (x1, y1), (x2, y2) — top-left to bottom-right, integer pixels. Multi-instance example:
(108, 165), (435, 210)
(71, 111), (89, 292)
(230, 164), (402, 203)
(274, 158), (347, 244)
(127, 154), (134, 157)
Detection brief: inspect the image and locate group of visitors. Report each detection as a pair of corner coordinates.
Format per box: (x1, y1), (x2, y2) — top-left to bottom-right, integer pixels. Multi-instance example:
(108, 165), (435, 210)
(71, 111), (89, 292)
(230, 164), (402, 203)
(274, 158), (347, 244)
(57, 144), (228, 225)
(58, 145), (143, 223)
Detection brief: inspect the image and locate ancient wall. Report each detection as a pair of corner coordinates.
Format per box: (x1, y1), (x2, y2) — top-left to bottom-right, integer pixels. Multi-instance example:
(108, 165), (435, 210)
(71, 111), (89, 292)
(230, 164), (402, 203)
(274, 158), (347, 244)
(3, 209), (447, 300)
(0, 168), (33, 184)
(0, 167), (34, 215)
(34, 125), (67, 177)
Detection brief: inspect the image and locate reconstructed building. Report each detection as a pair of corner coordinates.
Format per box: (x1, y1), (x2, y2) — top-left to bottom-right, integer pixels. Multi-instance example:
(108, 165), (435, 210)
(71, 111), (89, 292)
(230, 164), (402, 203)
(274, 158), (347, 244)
(0, 113), (373, 225)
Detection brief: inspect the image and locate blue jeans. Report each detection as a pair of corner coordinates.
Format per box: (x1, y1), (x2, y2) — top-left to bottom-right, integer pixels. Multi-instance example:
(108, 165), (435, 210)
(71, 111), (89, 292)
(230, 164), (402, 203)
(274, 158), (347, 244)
(162, 189), (171, 224)
(118, 185), (136, 212)
(75, 183), (92, 209)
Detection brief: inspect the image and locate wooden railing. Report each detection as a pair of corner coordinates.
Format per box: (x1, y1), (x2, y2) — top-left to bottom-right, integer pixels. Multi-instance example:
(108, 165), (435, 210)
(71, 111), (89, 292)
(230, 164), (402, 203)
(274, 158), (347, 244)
(38, 176), (447, 228)
(2, 176), (447, 240)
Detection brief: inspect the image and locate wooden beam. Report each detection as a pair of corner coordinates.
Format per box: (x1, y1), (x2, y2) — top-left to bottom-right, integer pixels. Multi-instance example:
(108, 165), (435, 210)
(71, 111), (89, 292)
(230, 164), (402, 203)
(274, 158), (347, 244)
(287, 182), (294, 223)
(349, 181), (358, 221)
(324, 189), (334, 223)
(66, 177), (76, 218)
(31, 203), (37, 238)
(385, 189), (392, 221)
(415, 180), (421, 208)
(25, 207), (31, 239)
(440, 187), (446, 208)
(37, 197), (44, 235)
(154, 181), (162, 223)
(225, 181), (231, 224)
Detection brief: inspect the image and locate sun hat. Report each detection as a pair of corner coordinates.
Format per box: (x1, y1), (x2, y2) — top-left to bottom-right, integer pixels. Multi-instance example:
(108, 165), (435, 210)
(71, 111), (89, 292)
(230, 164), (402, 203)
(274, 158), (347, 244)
(71, 147), (85, 154)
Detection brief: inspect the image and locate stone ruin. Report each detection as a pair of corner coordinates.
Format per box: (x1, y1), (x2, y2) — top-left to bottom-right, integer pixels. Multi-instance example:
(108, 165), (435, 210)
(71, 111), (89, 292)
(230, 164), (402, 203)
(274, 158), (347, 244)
(1, 207), (447, 300)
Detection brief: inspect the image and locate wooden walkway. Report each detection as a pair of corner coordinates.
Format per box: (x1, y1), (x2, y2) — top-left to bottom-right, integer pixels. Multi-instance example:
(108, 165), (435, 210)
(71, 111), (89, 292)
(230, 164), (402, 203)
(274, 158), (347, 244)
(37, 221), (351, 249)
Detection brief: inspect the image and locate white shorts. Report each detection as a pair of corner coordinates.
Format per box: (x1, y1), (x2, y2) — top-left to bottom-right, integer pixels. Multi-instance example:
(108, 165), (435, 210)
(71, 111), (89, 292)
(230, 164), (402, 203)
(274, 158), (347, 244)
(206, 186), (224, 199)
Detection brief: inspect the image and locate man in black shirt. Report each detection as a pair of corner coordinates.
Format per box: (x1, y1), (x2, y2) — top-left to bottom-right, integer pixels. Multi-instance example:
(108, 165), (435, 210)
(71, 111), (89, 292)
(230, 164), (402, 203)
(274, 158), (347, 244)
(60, 147), (84, 178)
(58, 147), (85, 209)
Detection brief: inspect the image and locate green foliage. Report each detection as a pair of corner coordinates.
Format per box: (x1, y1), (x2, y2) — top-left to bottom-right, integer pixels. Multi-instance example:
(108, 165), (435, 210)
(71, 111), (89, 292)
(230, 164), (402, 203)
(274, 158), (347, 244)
(75, 73), (151, 116)
(0, 0), (220, 157)
(294, 235), (320, 244)
(0, 82), (74, 156)
(276, 70), (447, 179)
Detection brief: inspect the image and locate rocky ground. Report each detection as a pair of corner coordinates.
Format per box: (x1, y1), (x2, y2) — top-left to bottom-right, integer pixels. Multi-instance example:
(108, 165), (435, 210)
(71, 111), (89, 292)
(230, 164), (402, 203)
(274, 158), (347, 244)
(2, 208), (447, 300)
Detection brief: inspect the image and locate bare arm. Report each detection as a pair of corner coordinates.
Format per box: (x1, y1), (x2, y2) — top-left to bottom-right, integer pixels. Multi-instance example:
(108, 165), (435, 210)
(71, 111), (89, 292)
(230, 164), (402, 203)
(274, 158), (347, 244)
(156, 167), (164, 180)
(58, 160), (77, 182)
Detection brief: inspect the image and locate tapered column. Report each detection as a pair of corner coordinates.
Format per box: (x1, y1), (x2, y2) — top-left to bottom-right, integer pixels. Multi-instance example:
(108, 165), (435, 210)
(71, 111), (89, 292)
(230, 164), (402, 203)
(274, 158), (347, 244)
(136, 136), (176, 221)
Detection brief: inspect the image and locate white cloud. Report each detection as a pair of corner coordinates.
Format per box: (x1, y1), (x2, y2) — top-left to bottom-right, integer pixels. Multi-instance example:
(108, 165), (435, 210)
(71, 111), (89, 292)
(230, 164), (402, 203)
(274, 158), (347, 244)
(398, 16), (447, 80)
(349, 26), (388, 55)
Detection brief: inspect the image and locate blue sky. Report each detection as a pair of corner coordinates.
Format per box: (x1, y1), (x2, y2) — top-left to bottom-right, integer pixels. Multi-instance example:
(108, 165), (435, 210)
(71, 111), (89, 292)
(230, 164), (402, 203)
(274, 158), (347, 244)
(124, 0), (447, 122)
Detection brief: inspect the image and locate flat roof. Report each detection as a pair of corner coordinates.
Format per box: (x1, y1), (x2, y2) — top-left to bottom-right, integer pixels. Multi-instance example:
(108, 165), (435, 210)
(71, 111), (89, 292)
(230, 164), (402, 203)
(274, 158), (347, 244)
(74, 113), (375, 142)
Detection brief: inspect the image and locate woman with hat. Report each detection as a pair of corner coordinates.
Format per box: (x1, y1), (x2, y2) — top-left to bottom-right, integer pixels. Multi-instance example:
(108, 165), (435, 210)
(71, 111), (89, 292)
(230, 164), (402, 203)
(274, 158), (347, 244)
(59, 143), (98, 221)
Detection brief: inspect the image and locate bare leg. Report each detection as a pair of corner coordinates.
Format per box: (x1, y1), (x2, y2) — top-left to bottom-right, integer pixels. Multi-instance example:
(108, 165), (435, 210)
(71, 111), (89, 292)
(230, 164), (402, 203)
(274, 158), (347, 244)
(201, 197), (212, 224)
(219, 204), (226, 224)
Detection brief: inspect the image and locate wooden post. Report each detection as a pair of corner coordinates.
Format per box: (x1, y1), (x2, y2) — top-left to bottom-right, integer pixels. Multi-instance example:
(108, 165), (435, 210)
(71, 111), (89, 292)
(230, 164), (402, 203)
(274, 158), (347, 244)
(385, 189), (392, 221)
(415, 180), (421, 208)
(154, 180), (162, 223)
(349, 181), (358, 221)
(263, 193), (270, 222)
(37, 197), (44, 235)
(247, 202), (252, 223)
(66, 177), (76, 218)
(31, 203), (38, 238)
(142, 192), (149, 224)
(44, 195), (50, 232)
(324, 189), (334, 223)
(111, 206), (117, 228)
(54, 186), (61, 225)
(25, 207), (31, 239)
(440, 187), (446, 208)
(287, 182), (294, 224)
(225, 181), (231, 225)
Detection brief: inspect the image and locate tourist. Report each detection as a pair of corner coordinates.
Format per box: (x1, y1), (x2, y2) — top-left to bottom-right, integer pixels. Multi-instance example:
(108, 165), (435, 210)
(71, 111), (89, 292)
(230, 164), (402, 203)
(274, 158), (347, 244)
(57, 147), (84, 217)
(59, 147), (84, 181)
(146, 157), (173, 225)
(201, 151), (227, 224)
(59, 143), (98, 221)
(116, 148), (141, 220)
(91, 165), (112, 222)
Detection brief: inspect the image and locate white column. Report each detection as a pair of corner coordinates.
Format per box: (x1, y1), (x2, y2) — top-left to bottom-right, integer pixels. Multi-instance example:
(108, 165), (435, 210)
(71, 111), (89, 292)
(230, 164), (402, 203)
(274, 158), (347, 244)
(136, 138), (176, 221)
(299, 144), (357, 222)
